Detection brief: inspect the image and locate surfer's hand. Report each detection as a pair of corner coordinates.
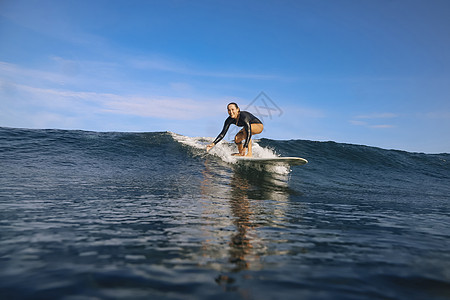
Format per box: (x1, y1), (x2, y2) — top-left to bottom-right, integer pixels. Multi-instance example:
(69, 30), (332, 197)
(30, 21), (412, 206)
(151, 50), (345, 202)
(206, 143), (214, 152)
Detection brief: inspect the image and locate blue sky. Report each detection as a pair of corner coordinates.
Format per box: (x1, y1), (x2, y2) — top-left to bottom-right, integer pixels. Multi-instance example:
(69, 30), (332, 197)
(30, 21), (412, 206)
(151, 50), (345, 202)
(1, 0), (449, 153)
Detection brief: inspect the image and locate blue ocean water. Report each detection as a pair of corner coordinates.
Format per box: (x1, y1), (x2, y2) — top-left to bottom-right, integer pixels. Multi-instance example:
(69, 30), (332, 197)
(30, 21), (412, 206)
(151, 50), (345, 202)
(0, 127), (449, 300)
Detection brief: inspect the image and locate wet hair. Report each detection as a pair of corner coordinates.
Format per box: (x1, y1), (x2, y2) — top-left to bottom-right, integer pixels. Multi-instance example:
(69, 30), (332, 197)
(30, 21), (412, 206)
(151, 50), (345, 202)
(227, 102), (239, 110)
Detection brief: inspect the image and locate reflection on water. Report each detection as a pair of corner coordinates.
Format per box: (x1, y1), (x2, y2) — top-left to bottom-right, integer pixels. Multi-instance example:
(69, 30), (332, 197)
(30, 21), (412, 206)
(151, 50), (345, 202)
(229, 171), (257, 272)
(199, 159), (298, 279)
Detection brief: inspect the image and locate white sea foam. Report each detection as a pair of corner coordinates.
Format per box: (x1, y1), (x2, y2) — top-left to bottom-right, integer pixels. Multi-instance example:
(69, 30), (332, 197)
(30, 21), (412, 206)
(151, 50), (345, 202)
(170, 132), (290, 174)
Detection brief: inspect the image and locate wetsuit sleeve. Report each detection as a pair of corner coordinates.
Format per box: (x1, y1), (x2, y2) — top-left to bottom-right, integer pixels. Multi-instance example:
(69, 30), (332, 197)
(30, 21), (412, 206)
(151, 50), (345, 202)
(213, 117), (232, 145)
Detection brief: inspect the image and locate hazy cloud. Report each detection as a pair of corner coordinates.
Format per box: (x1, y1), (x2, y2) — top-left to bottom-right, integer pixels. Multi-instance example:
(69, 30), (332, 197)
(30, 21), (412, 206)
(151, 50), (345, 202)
(369, 124), (395, 129)
(354, 113), (398, 119)
(0, 81), (222, 122)
(423, 112), (450, 119)
(129, 57), (281, 80)
(350, 112), (398, 129)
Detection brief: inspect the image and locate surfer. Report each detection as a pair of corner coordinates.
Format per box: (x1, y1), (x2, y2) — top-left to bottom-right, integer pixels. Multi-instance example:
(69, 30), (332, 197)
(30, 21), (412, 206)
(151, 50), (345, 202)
(206, 102), (263, 157)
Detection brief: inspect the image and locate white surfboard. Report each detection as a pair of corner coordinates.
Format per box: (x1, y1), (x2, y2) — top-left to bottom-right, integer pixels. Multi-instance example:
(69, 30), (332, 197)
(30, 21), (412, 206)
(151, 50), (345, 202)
(234, 156), (308, 166)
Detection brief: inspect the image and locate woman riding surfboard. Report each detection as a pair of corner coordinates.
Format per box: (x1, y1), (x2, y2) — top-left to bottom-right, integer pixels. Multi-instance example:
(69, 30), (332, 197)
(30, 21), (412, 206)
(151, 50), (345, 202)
(206, 102), (263, 157)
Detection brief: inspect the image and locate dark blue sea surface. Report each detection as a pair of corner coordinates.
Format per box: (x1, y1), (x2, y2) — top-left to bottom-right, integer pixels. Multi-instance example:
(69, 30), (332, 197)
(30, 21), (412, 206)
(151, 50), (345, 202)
(1, 127), (449, 300)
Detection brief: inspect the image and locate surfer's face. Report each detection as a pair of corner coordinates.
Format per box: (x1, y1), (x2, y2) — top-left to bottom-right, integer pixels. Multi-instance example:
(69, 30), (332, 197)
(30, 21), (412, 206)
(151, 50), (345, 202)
(227, 104), (239, 119)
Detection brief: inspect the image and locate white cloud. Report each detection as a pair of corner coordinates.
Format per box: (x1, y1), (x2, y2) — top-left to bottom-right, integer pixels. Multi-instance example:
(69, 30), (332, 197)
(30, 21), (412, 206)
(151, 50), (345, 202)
(129, 57), (282, 80)
(0, 59), (285, 131)
(350, 112), (398, 129)
(0, 81), (222, 122)
(369, 124), (395, 129)
(350, 120), (395, 129)
(355, 112), (398, 119)
(423, 112), (450, 119)
(283, 105), (326, 119)
(349, 120), (367, 126)
(0, 61), (68, 85)
(101, 95), (219, 120)
(169, 82), (194, 93)
(0, 60), (226, 119)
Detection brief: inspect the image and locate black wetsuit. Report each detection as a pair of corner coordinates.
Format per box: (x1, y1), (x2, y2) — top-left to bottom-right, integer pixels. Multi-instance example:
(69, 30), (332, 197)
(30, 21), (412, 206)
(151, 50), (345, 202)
(213, 111), (262, 148)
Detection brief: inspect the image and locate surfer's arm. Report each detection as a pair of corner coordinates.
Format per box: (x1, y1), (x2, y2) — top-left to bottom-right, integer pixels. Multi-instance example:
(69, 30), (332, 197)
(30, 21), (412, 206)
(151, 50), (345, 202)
(207, 118), (232, 151)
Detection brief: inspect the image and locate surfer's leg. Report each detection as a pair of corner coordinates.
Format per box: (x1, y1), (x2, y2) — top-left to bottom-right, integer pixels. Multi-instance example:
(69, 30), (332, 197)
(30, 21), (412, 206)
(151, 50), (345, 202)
(234, 129), (246, 155)
(246, 124), (263, 157)
(234, 124), (263, 156)
(247, 138), (253, 156)
(251, 123), (263, 135)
